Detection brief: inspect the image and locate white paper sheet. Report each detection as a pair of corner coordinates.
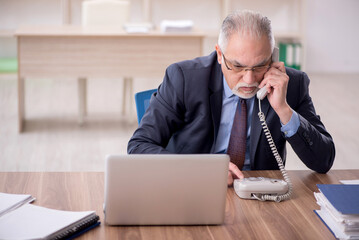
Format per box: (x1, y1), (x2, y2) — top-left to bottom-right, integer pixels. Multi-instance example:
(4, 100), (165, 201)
(0, 192), (35, 217)
(340, 180), (359, 185)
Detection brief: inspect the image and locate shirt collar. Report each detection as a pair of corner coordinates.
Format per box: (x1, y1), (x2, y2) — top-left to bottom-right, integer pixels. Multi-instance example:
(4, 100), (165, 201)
(222, 75), (235, 99)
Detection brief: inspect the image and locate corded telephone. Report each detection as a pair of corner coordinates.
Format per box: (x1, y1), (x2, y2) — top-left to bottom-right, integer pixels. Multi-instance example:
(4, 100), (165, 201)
(233, 47), (293, 202)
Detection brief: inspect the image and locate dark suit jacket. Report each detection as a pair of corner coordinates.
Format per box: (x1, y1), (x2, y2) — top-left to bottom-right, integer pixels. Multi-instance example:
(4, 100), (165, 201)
(128, 51), (335, 173)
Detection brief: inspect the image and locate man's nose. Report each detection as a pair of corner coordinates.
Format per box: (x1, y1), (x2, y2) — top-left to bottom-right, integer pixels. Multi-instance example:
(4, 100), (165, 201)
(242, 70), (256, 84)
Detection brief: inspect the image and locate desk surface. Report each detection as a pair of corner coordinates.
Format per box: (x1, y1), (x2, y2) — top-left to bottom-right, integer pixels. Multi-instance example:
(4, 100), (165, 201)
(1, 170), (358, 239)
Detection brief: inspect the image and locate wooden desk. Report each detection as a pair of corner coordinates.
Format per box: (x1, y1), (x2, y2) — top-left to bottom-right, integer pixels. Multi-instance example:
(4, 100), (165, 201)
(15, 26), (204, 132)
(1, 170), (358, 239)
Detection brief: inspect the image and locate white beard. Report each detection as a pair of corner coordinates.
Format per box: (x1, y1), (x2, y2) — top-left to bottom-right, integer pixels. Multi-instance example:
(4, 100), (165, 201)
(231, 82), (259, 99)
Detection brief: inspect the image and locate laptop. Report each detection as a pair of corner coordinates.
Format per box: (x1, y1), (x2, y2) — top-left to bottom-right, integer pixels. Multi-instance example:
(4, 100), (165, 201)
(104, 154), (229, 225)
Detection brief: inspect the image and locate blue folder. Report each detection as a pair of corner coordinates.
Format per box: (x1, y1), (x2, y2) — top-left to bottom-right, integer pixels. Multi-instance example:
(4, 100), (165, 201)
(317, 184), (359, 214)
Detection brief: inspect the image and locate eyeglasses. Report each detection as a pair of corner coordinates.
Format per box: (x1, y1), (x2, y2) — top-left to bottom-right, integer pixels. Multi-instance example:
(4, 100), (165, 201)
(222, 52), (272, 75)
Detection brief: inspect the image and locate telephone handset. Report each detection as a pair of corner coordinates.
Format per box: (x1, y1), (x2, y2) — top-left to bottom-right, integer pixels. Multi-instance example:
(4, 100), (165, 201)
(256, 46), (279, 100)
(233, 47), (293, 202)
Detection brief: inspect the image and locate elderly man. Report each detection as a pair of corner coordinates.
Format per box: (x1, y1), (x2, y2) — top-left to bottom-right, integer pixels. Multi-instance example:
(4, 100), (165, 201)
(128, 10), (335, 185)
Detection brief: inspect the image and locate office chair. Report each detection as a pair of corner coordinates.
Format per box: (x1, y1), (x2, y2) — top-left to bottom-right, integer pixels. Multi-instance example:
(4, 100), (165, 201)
(135, 89), (157, 124)
(80, 0), (131, 124)
(82, 0), (130, 26)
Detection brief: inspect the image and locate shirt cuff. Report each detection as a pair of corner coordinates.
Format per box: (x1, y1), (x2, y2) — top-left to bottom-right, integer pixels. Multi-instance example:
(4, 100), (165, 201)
(280, 110), (300, 138)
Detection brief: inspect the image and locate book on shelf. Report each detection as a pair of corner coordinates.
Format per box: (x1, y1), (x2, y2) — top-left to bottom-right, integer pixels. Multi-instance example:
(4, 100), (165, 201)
(314, 184), (359, 240)
(0, 192), (100, 240)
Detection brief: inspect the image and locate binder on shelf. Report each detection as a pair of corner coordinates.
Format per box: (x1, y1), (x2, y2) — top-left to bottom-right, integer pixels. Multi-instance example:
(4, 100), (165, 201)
(286, 44), (294, 68)
(294, 43), (302, 70)
(279, 42), (287, 66)
(0, 192), (100, 240)
(314, 184), (359, 240)
(278, 42), (301, 70)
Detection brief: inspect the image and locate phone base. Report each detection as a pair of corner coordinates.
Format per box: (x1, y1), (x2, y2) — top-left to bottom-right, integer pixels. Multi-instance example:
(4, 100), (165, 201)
(234, 177), (289, 200)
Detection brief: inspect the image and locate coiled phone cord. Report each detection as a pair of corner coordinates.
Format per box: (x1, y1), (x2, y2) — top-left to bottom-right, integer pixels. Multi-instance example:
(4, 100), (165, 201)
(253, 98), (293, 202)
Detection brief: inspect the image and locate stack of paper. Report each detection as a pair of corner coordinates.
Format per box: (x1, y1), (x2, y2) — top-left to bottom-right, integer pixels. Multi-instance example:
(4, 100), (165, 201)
(314, 184), (359, 240)
(160, 20), (193, 33)
(124, 22), (153, 33)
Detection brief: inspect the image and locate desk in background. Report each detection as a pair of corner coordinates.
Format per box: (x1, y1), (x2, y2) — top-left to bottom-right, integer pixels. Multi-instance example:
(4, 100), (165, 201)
(15, 26), (204, 132)
(2, 170), (358, 239)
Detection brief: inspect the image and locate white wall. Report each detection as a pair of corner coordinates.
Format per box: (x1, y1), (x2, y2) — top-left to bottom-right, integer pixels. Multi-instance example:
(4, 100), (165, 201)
(231, 0), (300, 34)
(305, 0), (359, 73)
(0, 0), (63, 28)
(1, 0), (359, 74)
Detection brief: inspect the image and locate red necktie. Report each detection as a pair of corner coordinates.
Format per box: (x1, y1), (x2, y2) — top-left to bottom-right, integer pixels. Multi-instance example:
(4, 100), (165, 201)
(227, 99), (247, 169)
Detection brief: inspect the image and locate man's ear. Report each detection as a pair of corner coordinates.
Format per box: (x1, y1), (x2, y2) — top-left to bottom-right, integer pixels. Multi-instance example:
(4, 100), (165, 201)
(215, 44), (222, 65)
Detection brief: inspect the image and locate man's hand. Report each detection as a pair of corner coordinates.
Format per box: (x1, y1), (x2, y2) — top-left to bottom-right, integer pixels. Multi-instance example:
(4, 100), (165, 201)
(258, 61), (293, 125)
(228, 162), (244, 186)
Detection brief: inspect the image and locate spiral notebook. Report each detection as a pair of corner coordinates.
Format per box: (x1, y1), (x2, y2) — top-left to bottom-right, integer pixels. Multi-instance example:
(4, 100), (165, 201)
(0, 193), (100, 240)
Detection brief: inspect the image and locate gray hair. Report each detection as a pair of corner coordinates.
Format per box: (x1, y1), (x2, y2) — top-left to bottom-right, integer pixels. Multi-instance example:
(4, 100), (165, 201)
(218, 10), (275, 53)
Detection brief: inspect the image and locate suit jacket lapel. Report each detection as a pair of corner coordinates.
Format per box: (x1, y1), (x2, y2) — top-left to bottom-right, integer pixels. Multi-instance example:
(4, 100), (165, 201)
(209, 59), (223, 148)
(250, 97), (270, 167)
